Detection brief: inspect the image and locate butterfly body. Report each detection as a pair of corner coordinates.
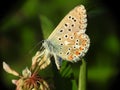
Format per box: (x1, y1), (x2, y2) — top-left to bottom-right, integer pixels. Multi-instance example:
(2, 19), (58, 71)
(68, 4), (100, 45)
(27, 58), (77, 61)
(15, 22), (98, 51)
(42, 5), (90, 69)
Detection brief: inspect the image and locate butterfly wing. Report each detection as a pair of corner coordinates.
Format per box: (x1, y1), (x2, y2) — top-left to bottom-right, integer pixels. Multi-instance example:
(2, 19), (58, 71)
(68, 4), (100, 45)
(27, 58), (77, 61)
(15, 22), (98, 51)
(48, 5), (87, 40)
(43, 5), (90, 63)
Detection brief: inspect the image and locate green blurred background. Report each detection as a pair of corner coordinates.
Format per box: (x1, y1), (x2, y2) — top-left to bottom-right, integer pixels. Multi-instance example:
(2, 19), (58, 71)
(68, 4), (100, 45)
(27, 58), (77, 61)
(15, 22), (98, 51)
(0, 0), (120, 90)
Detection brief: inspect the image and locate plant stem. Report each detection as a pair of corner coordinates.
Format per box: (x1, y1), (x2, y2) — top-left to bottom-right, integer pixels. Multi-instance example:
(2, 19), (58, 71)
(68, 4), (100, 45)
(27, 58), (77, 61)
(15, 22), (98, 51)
(78, 59), (86, 90)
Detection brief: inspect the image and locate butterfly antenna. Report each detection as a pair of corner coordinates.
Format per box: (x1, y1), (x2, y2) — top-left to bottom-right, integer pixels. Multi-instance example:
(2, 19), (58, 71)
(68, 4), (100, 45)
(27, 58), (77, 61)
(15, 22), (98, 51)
(28, 40), (44, 55)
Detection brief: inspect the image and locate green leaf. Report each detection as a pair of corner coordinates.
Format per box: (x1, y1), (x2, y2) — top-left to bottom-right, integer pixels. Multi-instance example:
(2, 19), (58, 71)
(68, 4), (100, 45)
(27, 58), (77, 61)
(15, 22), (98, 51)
(39, 15), (54, 39)
(72, 80), (78, 90)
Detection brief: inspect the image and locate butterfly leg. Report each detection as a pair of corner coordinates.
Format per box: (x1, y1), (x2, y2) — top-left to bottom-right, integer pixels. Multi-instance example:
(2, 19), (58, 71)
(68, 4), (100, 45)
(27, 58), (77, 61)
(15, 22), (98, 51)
(53, 54), (62, 70)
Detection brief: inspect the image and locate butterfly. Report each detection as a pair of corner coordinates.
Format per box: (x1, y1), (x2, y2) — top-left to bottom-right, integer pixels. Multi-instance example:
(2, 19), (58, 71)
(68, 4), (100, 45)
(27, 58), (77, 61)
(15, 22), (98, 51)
(41, 5), (90, 70)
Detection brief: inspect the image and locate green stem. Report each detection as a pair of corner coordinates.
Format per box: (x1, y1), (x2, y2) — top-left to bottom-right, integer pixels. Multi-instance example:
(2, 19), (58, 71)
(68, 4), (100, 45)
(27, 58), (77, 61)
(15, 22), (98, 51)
(78, 59), (86, 90)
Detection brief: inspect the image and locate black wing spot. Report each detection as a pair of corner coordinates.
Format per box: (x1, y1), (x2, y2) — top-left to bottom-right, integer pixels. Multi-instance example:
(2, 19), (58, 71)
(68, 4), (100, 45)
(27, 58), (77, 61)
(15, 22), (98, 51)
(60, 43), (63, 45)
(74, 19), (76, 22)
(64, 34), (68, 38)
(76, 39), (79, 42)
(71, 24), (74, 27)
(60, 29), (64, 32)
(65, 23), (68, 27)
(69, 16), (71, 19)
(66, 52), (70, 55)
(73, 46), (76, 48)
(76, 43), (79, 45)
(58, 37), (62, 40)
(70, 36), (74, 39)
(71, 17), (76, 22)
(68, 28), (72, 31)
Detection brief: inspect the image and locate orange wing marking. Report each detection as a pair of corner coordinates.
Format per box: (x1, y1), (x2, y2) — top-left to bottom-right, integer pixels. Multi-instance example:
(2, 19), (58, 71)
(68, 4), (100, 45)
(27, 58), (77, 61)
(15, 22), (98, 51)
(68, 55), (73, 60)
